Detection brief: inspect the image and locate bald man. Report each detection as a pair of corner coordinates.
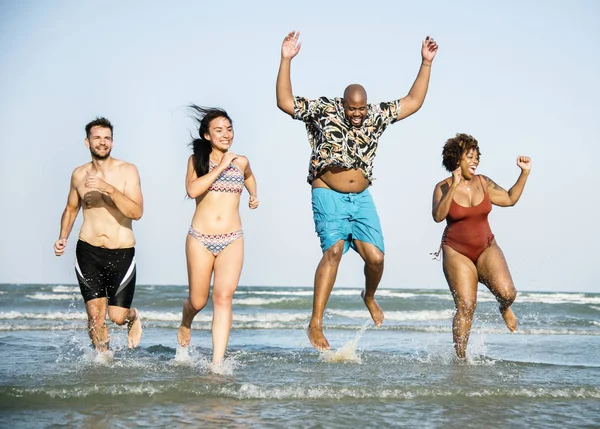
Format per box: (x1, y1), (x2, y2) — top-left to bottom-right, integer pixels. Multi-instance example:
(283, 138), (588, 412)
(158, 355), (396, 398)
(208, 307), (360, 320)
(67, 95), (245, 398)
(276, 31), (438, 351)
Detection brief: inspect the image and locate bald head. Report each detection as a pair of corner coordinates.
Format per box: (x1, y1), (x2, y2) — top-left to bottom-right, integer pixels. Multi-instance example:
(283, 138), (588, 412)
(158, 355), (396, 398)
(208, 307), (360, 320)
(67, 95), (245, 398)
(342, 84), (368, 127)
(343, 84), (367, 103)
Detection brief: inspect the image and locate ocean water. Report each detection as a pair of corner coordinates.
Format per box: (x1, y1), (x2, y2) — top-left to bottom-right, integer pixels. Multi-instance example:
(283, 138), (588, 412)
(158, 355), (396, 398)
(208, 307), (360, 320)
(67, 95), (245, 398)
(0, 283), (599, 428)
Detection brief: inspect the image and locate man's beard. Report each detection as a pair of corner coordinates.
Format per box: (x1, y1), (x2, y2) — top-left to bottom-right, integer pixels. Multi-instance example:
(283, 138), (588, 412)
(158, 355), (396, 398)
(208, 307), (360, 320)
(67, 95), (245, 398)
(90, 147), (111, 160)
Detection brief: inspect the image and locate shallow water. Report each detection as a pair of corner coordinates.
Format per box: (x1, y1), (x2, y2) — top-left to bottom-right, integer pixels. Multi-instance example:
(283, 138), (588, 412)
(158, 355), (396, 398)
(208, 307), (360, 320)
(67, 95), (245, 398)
(1, 284), (599, 428)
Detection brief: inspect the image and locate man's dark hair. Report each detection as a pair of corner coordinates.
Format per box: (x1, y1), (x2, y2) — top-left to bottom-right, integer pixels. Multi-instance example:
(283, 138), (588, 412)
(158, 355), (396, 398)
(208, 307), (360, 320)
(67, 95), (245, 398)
(85, 117), (113, 139)
(441, 133), (480, 172)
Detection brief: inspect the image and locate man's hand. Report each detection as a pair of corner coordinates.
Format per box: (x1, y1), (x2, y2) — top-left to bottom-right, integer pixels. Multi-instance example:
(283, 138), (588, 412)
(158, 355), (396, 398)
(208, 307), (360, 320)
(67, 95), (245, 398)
(282, 30), (301, 60)
(421, 36), (438, 63)
(249, 195), (259, 209)
(54, 238), (67, 256)
(85, 175), (114, 195)
(517, 156), (531, 173)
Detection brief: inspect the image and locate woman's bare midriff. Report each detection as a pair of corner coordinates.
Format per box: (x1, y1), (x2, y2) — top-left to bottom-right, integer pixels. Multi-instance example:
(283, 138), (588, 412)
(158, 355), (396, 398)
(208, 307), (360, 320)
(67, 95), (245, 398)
(191, 193), (242, 233)
(312, 167), (369, 193)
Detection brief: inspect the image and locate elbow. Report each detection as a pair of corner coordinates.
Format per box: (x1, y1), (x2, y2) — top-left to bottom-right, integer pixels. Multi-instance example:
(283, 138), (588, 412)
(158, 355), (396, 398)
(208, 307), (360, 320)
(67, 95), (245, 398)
(186, 185), (199, 199)
(276, 98), (295, 117)
(132, 208), (143, 221)
(506, 195), (518, 207)
(432, 212), (444, 223)
(276, 103), (290, 116)
(187, 190), (202, 199)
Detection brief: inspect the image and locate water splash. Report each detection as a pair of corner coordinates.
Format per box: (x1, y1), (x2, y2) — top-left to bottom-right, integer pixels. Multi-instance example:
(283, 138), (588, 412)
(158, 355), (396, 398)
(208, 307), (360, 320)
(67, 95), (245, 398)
(173, 345), (192, 364)
(319, 321), (369, 363)
(210, 356), (238, 375)
(79, 348), (114, 365)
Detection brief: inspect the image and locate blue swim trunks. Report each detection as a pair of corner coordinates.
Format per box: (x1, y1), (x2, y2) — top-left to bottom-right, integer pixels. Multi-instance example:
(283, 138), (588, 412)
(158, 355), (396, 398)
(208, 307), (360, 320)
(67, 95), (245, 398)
(311, 188), (384, 254)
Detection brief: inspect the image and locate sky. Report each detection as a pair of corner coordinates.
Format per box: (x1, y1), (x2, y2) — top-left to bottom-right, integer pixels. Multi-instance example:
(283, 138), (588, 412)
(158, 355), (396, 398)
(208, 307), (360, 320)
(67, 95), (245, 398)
(0, 0), (598, 292)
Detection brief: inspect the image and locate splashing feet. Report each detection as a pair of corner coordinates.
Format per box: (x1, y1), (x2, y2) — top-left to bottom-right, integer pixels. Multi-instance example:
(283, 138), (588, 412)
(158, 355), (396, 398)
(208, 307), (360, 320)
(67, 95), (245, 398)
(361, 291), (384, 326)
(307, 324), (330, 351)
(177, 325), (192, 347)
(127, 309), (142, 349)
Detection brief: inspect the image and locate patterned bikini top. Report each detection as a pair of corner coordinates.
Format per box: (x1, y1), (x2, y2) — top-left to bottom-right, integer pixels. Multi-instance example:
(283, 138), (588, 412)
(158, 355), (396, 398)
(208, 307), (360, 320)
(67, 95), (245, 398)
(208, 162), (244, 194)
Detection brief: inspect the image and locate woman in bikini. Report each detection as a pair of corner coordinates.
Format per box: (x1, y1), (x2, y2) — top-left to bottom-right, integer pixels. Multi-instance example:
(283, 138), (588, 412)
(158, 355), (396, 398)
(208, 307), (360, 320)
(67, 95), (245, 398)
(177, 105), (259, 364)
(432, 133), (531, 358)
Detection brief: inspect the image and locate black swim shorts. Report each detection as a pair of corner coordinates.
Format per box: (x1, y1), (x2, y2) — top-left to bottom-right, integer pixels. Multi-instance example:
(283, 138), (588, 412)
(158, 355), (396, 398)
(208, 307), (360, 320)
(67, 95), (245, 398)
(75, 240), (136, 308)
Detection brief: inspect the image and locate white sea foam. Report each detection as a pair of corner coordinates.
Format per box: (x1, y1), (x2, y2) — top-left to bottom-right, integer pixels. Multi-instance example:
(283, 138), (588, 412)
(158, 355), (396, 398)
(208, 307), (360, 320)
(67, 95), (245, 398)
(0, 323), (85, 331)
(26, 293), (80, 301)
(518, 293), (600, 305)
(0, 311), (86, 320)
(233, 297), (301, 306)
(13, 384), (599, 401)
(219, 384), (600, 400)
(329, 309), (454, 321)
(237, 290), (314, 297)
(234, 312), (310, 323)
(52, 286), (80, 293)
(0, 310), (309, 325)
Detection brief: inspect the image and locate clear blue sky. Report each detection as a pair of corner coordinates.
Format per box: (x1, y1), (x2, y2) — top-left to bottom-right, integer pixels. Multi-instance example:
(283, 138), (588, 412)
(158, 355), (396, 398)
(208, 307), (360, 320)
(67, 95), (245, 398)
(1, 0), (598, 292)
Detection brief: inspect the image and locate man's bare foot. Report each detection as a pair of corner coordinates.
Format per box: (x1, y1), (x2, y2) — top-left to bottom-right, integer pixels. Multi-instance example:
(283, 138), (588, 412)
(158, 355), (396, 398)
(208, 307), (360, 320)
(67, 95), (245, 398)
(178, 325), (192, 347)
(361, 291), (384, 327)
(501, 307), (517, 332)
(127, 309), (142, 349)
(307, 325), (330, 351)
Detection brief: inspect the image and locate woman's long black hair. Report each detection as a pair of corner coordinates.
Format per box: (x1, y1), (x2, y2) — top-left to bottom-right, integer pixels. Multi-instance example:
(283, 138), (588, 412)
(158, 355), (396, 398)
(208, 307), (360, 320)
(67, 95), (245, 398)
(188, 104), (233, 177)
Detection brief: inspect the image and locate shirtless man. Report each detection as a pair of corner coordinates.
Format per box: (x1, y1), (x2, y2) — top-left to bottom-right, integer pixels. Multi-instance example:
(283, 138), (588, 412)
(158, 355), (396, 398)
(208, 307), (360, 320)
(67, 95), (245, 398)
(276, 31), (438, 350)
(54, 117), (143, 351)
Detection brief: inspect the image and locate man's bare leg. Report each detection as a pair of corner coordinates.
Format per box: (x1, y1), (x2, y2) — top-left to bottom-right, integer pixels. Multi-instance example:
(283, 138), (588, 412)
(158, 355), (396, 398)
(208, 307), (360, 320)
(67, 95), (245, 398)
(308, 241), (344, 351)
(355, 240), (384, 326)
(85, 298), (109, 352)
(126, 308), (142, 348)
(107, 306), (143, 348)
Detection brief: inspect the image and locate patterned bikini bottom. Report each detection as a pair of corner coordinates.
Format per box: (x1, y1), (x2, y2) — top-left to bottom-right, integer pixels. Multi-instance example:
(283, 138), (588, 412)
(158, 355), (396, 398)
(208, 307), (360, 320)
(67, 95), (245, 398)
(188, 226), (244, 256)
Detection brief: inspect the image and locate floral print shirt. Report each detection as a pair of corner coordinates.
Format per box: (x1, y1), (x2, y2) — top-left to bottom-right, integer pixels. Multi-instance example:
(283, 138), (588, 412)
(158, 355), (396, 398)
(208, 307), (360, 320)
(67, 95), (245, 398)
(293, 96), (401, 184)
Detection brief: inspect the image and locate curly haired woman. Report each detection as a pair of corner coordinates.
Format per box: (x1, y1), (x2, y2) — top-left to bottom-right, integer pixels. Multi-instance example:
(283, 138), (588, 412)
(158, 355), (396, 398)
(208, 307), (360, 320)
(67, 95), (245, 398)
(432, 133), (531, 358)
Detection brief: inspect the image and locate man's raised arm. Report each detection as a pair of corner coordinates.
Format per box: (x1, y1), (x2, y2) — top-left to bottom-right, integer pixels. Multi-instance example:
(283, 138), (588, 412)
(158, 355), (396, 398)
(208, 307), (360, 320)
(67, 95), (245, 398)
(397, 36), (439, 121)
(276, 30), (302, 117)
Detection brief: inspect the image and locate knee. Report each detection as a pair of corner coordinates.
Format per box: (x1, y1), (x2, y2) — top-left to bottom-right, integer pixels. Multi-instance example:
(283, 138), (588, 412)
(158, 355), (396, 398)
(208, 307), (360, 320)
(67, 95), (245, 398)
(324, 242), (344, 265)
(189, 296), (208, 313)
(212, 290), (234, 308)
(365, 250), (384, 270)
(107, 308), (130, 325)
(456, 300), (477, 317)
(87, 312), (105, 329)
(499, 288), (517, 307)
